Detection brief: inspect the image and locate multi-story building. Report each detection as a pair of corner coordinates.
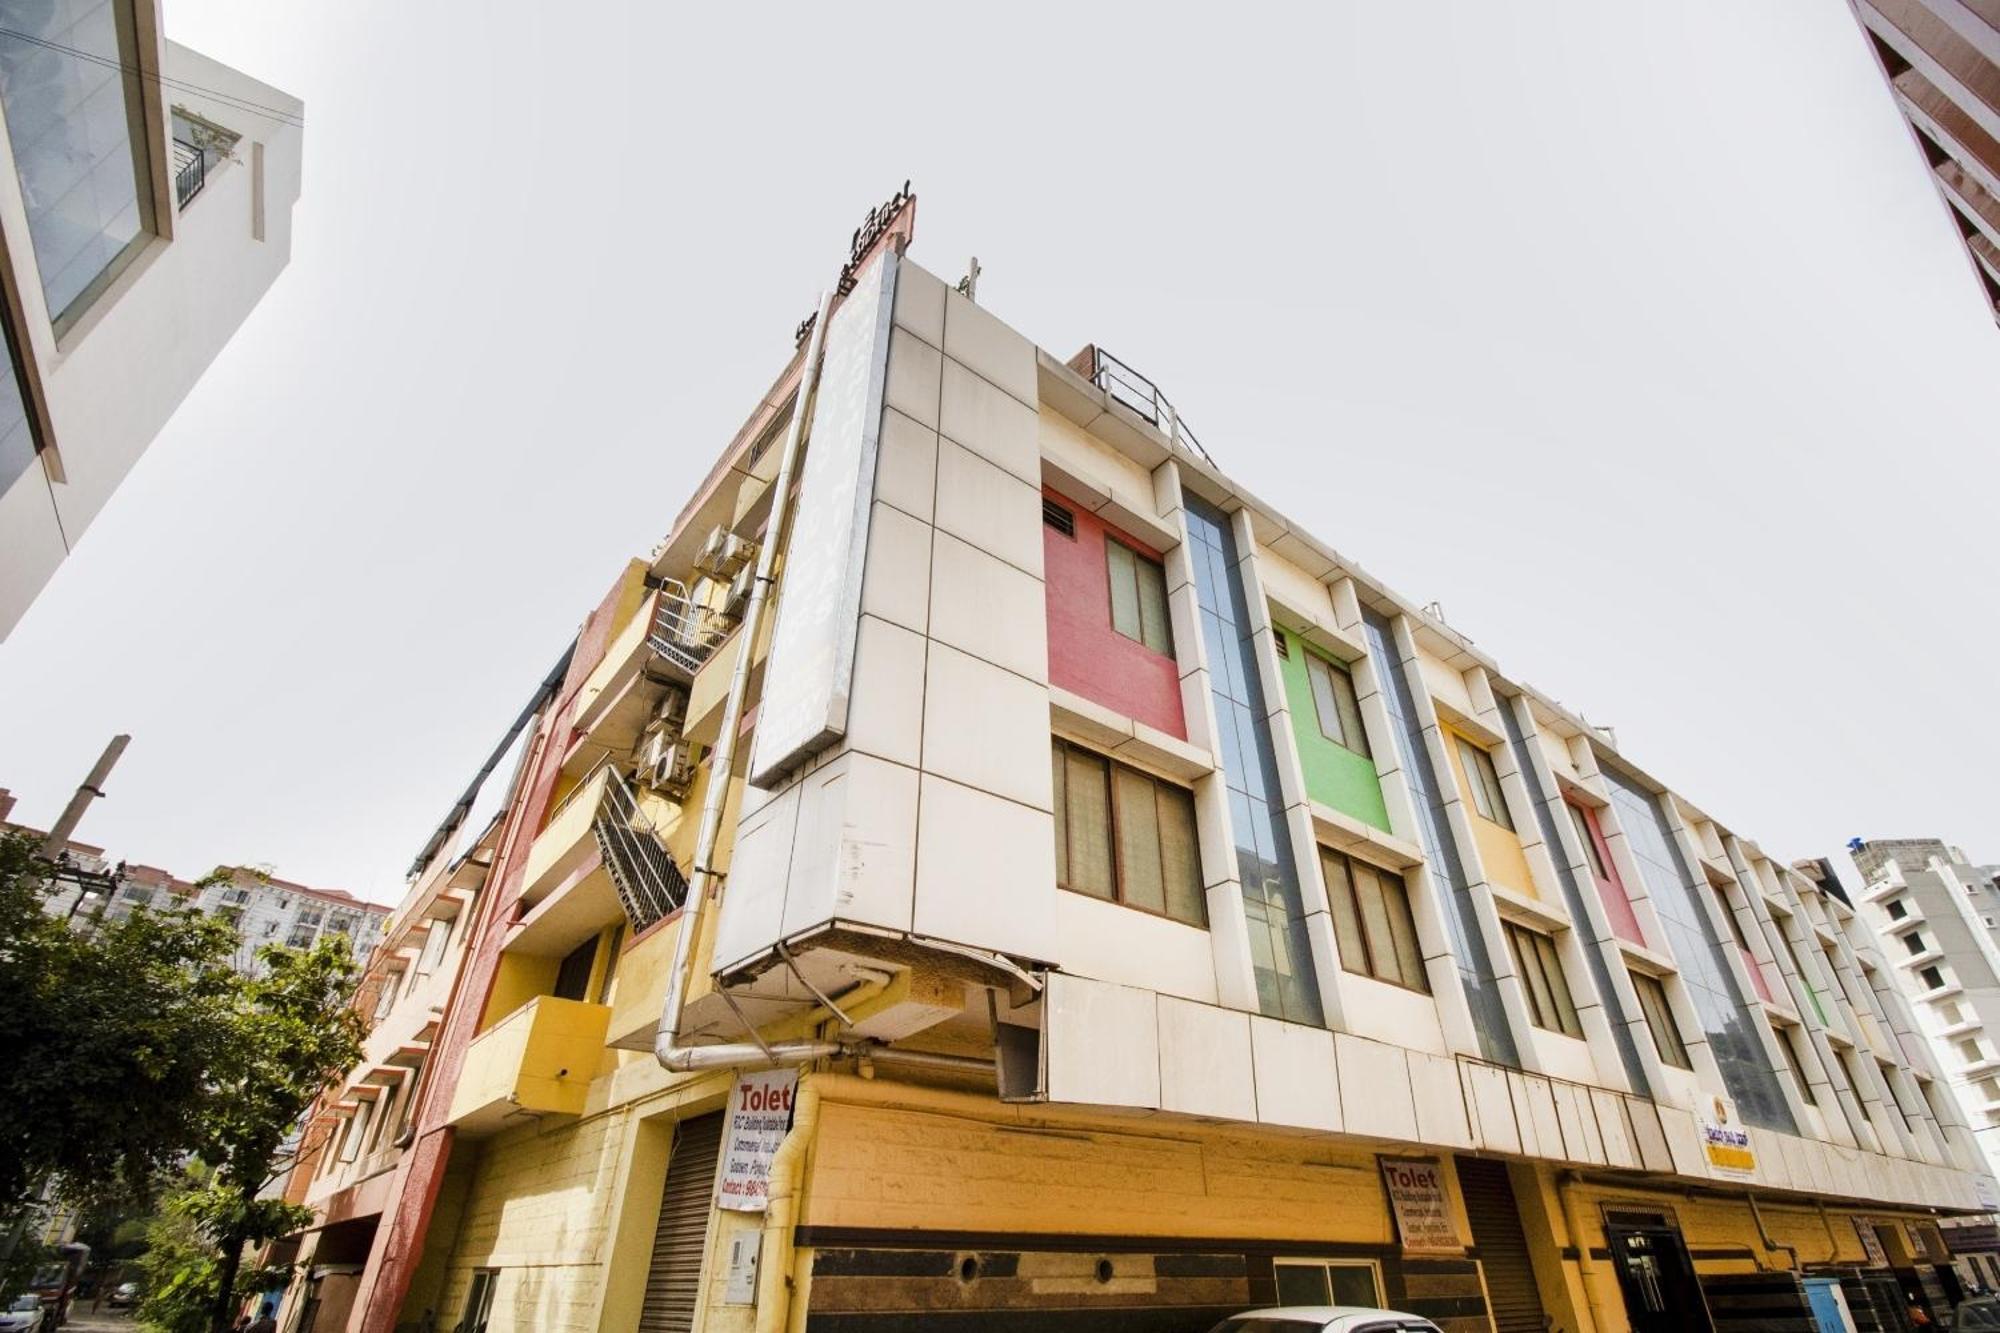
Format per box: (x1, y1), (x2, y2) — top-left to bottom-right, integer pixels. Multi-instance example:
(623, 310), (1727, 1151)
(0, 0), (303, 637)
(1, 786), (384, 966)
(1849, 838), (2000, 1272)
(1846, 0), (2000, 326)
(296, 200), (1996, 1333)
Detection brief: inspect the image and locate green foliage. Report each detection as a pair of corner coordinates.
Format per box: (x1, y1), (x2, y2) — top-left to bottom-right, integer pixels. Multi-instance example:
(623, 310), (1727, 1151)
(0, 832), (239, 1211)
(0, 830), (368, 1331)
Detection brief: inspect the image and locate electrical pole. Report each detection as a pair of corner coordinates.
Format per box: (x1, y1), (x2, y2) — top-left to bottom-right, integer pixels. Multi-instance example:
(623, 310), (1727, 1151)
(40, 734), (129, 859)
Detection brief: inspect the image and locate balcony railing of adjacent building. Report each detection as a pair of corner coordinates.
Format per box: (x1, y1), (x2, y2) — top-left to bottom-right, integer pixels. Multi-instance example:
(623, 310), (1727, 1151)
(592, 766), (689, 932)
(171, 137), (205, 210)
(1065, 344), (1215, 465)
(647, 578), (728, 679)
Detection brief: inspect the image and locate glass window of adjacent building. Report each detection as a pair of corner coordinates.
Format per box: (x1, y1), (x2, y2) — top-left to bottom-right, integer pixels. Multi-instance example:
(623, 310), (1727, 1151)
(0, 0), (158, 333)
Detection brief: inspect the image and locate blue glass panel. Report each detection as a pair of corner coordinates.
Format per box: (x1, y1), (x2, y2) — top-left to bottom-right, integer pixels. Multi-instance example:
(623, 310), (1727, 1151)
(1359, 608), (1517, 1065)
(1600, 765), (1795, 1132)
(1185, 498), (1321, 1025)
(0, 0), (154, 326)
(1497, 699), (1649, 1094)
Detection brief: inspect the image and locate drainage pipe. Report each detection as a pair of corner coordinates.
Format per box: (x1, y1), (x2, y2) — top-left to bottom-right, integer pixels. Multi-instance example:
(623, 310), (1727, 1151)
(1556, 1170), (1616, 1333)
(756, 1074), (822, 1333)
(653, 286), (835, 1075)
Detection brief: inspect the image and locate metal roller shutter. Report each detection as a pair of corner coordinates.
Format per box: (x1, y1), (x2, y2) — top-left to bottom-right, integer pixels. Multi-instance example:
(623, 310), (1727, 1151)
(1457, 1157), (1548, 1333)
(637, 1111), (725, 1333)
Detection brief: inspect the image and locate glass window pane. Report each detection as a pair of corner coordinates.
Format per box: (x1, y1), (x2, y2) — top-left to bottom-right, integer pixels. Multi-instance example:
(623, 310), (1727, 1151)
(1381, 872), (1427, 991)
(1064, 750), (1114, 899)
(1457, 737), (1492, 821)
(1157, 784), (1205, 926)
(0, 0), (156, 328)
(1322, 849), (1367, 975)
(1328, 1264), (1380, 1308)
(1136, 555), (1173, 655)
(1331, 664), (1370, 758)
(1537, 933), (1580, 1036)
(1306, 655), (1347, 747)
(1509, 925), (1554, 1029)
(1568, 803), (1608, 879)
(1106, 539), (1141, 639)
(1273, 1264), (1331, 1306)
(1115, 766), (1165, 914)
(1051, 743), (1068, 888)
(1354, 862), (1399, 985)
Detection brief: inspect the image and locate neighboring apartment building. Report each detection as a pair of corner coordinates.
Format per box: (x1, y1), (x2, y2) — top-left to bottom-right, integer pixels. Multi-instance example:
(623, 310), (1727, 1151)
(1849, 839), (2000, 1264)
(0, 0), (303, 637)
(290, 202), (1996, 1333)
(1, 786), (384, 966)
(1846, 0), (2000, 326)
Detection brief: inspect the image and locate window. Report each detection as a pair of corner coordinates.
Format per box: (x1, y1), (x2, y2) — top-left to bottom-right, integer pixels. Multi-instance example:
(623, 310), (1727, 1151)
(1959, 1037), (1986, 1066)
(1904, 931), (1928, 957)
(1629, 971), (1690, 1069)
(1273, 1258), (1381, 1309)
(0, 0), (158, 331)
(1921, 965), (1948, 992)
(1051, 739), (1204, 926)
(1041, 496), (1075, 537)
(1302, 651), (1369, 757)
(338, 1101), (371, 1164)
(463, 1270), (499, 1333)
(1104, 538), (1172, 655)
(1504, 921), (1582, 1038)
(1886, 899), (1908, 920)
(1879, 1062), (1916, 1133)
(1978, 1077), (1999, 1102)
(1455, 736), (1513, 830)
(417, 918), (452, 977)
(1709, 884), (1750, 951)
(1773, 1023), (1818, 1107)
(1568, 803), (1610, 880)
(1321, 848), (1427, 992)
(552, 937), (597, 1002)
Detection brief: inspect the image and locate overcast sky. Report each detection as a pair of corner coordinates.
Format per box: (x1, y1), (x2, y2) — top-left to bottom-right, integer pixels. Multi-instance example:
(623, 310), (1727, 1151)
(0, 3), (1994, 904)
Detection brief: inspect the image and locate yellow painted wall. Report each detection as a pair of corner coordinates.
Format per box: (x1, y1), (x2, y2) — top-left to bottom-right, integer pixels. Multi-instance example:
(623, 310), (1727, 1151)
(1442, 724), (1537, 899)
(802, 1100), (1395, 1243)
(483, 952), (558, 1032)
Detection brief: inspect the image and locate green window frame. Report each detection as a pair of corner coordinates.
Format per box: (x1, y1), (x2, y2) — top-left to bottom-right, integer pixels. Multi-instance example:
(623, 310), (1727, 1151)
(1456, 736), (1514, 831)
(1628, 969), (1691, 1069)
(1105, 537), (1173, 655)
(1052, 738), (1204, 926)
(1303, 650), (1370, 758)
(1504, 920), (1581, 1038)
(1321, 847), (1427, 992)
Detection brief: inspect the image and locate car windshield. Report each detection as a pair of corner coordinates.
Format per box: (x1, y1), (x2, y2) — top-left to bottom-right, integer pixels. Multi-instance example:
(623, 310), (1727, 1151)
(1960, 1301), (2000, 1331)
(9, 1295), (38, 1311)
(1206, 1321), (1327, 1333)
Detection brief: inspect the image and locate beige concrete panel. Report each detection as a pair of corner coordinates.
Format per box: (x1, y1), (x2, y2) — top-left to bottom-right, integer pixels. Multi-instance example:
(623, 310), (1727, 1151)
(933, 436), (1043, 575)
(941, 359), (1039, 486)
(1337, 1034), (1417, 1142)
(884, 328), (942, 430)
(913, 772), (1056, 963)
(928, 529), (1047, 683)
(944, 288), (1038, 406)
(1158, 996), (1257, 1122)
(1251, 1017), (1342, 1133)
(875, 407), (938, 523)
(921, 642), (1052, 811)
(1043, 974), (1160, 1109)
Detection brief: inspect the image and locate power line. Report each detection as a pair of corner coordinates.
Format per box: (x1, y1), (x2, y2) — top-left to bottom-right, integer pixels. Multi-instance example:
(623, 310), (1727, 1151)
(0, 26), (305, 130)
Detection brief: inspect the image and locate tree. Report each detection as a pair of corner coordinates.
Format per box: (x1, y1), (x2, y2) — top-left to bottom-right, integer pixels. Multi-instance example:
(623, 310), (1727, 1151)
(0, 833), (239, 1212)
(186, 937), (364, 1333)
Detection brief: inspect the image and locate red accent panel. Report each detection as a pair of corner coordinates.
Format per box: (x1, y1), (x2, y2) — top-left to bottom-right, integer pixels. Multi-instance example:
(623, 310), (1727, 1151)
(1570, 799), (1646, 948)
(1741, 947), (1776, 1005)
(1042, 489), (1185, 740)
(352, 576), (630, 1333)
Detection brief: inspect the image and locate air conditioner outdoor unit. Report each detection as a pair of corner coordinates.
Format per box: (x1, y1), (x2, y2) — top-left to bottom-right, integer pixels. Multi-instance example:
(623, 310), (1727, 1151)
(695, 527), (755, 579)
(639, 736), (699, 800)
(721, 563), (755, 621)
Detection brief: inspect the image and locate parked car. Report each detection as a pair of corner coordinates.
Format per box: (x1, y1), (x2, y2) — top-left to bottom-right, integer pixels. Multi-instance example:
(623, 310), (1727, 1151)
(1958, 1294), (2000, 1329)
(1208, 1310), (1443, 1333)
(108, 1280), (142, 1309)
(0, 1294), (45, 1333)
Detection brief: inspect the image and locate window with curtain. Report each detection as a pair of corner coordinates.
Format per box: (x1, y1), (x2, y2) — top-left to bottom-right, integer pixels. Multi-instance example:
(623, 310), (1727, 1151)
(1321, 847), (1427, 991)
(1303, 651), (1369, 756)
(1051, 737), (1203, 926)
(1773, 1022), (1818, 1107)
(1104, 537), (1173, 655)
(1628, 970), (1690, 1069)
(1504, 921), (1581, 1037)
(1456, 736), (1514, 831)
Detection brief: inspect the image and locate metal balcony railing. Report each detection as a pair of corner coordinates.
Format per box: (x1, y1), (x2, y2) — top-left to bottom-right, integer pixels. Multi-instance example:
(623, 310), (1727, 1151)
(172, 137), (205, 210)
(1067, 344), (1214, 464)
(646, 578), (726, 679)
(592, 768), (689, 932)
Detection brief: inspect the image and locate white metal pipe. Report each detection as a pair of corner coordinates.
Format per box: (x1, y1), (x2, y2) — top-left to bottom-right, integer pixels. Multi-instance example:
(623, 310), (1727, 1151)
(654, 288), (835, 1074)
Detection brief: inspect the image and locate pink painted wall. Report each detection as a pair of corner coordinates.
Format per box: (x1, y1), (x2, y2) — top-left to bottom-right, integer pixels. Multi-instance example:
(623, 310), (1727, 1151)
(1042, 489), (1186, 739)
(1570, 799), (1646, 948)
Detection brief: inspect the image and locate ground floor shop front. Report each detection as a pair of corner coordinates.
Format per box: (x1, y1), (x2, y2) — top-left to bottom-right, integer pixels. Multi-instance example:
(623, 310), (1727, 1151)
(381, 1072), (1977, 1333)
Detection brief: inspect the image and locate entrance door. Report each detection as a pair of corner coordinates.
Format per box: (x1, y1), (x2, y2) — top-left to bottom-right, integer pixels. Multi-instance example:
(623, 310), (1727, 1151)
(1455, 1158), (1548, 1333)
(1604, 1211), (1713, 1333)
(637, 1112), (725, 1333)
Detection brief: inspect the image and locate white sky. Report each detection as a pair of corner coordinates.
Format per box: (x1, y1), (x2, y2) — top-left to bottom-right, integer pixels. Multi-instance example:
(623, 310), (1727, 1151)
(1, 3), (1995, 904)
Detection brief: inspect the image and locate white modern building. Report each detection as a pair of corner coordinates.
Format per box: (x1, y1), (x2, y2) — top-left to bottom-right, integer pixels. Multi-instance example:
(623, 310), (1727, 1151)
(1852, 841), (2000, 1187)
(189, 865), (388, 972)
(0, 0), (303, 637)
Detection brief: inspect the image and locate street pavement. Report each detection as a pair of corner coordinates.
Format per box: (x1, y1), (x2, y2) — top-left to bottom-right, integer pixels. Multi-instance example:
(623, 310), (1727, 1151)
(62, 1310), (135, 1331)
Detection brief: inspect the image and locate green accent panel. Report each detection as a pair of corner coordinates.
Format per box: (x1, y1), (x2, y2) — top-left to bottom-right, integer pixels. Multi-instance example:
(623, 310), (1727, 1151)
(1276, 626), (1392, 832)
(1808, 988), (1828, 1028)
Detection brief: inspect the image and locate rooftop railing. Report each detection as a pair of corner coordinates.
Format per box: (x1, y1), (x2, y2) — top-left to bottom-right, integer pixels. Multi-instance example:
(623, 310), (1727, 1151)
(1067, 344), (1214, 465)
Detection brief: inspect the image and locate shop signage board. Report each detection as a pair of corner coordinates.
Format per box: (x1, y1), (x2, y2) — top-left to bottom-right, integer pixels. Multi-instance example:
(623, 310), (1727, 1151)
(1854, 1217), (1888, 1267)
(717, 1068), (799, 1212)
(1380, 1156), (1464, 1254)
(748, 246), (899, 789)
(1698, 1094), (1755, 1178)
